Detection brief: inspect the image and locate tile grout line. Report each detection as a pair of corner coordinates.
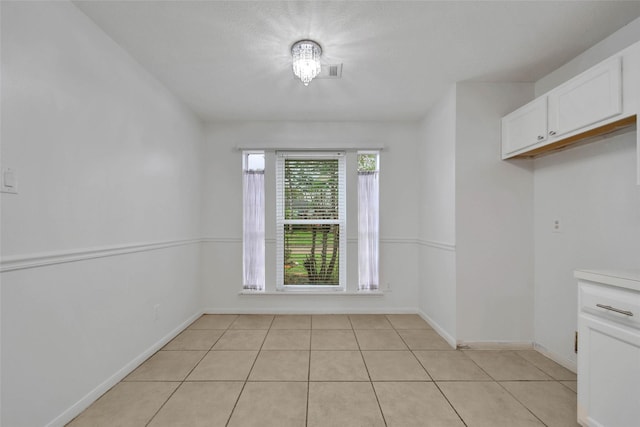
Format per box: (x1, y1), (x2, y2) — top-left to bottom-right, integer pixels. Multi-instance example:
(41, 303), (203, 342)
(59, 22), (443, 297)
(143, 381), (182, 426)
(462, 352), (499, 382)
(393, 325), (412, 352)
(494, 380), (550, 426)
(390, 319), (443, 388)
(512, 351), (557, 381)
(389, 315), (468, 427)
(464, 350), (556, 382)
(224, 315), (273, 427)
(431, 380), (470, 427)
(512, 351), (570, 382)
(464, 350), (553, 426)
(306, 316), (312, 427)
(393, 325), (434, 380)
(352, 315), (388, 427)
(456, 348), (554, 425)
(144, 317), (234, 426)
(559, 380), (578, 393)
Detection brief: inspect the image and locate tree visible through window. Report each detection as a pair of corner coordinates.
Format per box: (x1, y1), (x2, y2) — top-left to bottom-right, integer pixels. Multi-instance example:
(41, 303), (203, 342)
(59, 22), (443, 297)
(276, 152), (346, 289)
(243, 150), (378, 292)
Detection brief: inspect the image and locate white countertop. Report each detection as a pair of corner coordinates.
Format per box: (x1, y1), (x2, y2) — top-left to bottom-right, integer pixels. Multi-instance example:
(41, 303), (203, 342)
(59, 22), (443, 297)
(575, 269), (640, 292)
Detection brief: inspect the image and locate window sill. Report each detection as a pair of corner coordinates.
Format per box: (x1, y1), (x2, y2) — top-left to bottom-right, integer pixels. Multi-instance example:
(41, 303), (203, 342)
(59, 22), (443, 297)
(239, 290), (385, 296)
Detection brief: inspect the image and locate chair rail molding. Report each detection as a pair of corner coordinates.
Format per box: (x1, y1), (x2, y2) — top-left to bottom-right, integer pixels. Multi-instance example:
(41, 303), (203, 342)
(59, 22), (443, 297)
(202, 237), (422, 245)
(417, 239), (456, 252)
(0, 237), (445, 272)
(0, 238), (202, 273)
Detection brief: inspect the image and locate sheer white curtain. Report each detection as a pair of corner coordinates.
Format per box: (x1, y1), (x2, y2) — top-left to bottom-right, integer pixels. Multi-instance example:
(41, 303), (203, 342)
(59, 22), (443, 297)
(243, 170), (265, 290)
(358, 171), (379, 290)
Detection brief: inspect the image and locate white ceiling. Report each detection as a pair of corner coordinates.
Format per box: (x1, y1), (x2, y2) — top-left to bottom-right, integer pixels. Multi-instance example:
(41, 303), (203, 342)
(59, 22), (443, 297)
(73, 1), (640, 122)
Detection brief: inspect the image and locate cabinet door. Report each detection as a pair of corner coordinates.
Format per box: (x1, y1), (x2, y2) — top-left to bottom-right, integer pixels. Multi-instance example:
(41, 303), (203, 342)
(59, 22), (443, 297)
(548, 57), (622, 138)
(578, 314), (640, 427)
(501, 96), (547, 158)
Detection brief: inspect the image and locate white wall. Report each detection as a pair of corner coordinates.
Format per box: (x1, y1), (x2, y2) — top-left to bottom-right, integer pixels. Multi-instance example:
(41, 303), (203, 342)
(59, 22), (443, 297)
(536, 17), (640, 96)
(417, 83), (535, 346)
(201, 121), (420, 313)
(534, 134), (640, 367)
(455, 82), (535, 343)
(417, 86), (457, 343)
(0, 2), (204, 426)
(532, 17), (640, 370)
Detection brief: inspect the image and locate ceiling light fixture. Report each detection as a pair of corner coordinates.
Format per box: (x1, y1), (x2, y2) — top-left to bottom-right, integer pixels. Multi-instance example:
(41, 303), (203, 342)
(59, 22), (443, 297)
(291, 40), (322, 86)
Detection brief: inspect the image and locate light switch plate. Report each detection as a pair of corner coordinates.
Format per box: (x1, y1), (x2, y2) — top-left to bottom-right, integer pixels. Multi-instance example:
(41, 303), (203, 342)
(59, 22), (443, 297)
(1, 168), (18, 194)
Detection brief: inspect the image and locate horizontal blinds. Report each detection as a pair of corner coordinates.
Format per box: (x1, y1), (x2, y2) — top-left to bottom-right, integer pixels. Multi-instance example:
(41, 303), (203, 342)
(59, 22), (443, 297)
(276, 152), (346, 287)
(283, 224), (340, 285)
(284, 159), (339, 220)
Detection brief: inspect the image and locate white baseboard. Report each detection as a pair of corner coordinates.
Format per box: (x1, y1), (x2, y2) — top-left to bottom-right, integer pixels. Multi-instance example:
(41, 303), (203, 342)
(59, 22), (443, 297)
(454, 339), (576, 374)
(457, 341), (533, 350)
(46, 310), (203, 427)
(203, 308), (418, 315)
(416, 310), (457, 349)
(533, 342), (577, 373)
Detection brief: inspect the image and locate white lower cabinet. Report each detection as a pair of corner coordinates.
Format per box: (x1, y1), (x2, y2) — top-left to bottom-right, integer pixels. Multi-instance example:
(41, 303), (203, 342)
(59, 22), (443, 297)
(576, 270), (640, 427)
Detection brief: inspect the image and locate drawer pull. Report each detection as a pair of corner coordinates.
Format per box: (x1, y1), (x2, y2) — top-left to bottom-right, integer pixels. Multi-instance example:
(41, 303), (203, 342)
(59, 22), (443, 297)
(596, 304), (634, 317)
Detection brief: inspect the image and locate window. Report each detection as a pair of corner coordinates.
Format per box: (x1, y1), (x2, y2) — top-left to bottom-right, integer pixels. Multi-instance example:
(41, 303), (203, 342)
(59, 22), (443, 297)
(276, 152), (346, 290)
(358, 152), (379, 290)
(242, 151), (265, 290)
(241, 149), (379, 292)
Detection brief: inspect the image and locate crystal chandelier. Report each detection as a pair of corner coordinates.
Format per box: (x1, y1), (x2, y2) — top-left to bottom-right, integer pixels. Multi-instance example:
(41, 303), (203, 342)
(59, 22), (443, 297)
(291, 40), (322, 86)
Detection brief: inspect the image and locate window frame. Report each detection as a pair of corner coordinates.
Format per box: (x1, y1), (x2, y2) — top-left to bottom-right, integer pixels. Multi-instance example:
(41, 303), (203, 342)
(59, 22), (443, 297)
(242, 150), (265, 291)
(275, 151), (347, 292)
(357, 150), (380, 291)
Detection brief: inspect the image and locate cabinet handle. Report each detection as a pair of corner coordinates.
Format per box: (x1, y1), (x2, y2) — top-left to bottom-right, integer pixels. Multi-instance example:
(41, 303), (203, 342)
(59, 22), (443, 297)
(537, 135), (544, 140)
(549, 130), (557, 136)
(596, 304), (634, 317)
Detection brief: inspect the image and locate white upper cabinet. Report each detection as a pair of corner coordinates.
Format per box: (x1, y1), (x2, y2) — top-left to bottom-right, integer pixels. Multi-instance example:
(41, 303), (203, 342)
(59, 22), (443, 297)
(501, 40), (640, 183)
(547, 57), (622, 138)
(501, 96), (547, 157)
(501, 41), (640, 161)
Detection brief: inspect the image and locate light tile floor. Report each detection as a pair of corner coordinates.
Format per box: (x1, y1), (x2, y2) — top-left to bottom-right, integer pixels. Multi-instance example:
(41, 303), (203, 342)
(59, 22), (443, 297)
(67, 314), (578, 427)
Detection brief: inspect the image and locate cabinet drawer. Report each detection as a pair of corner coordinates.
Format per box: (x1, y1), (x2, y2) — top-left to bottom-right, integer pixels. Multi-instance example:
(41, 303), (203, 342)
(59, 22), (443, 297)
(580, 282), (640, 330)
